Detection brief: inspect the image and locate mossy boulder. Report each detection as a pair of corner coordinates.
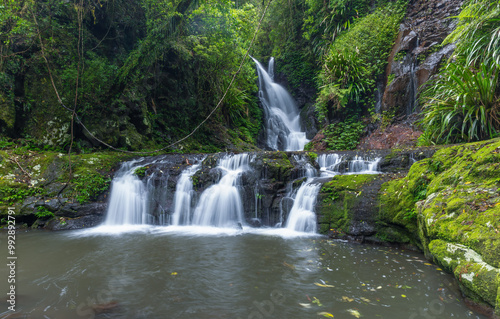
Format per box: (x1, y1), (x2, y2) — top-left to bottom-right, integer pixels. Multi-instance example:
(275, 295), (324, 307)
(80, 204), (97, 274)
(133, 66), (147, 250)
(379, 138), (500, 313)
(24, 75), (72, 148)
(0, 148), (131, 228)
(317, 174), (380, 236)
(260, 151), (294, 181)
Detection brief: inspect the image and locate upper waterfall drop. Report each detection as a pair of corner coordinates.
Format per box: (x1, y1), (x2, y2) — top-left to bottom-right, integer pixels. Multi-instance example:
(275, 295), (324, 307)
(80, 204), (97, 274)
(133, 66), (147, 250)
(252, 57), (309, 151)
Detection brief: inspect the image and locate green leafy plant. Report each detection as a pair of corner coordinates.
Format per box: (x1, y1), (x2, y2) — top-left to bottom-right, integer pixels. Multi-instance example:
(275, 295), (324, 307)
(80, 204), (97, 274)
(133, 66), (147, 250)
(73, 173), (110, 204)
(315, 1), (407, 122)
(324, 117), (365, 150)
(134, 166), (148, 178)
(403, 208), (417, 221)
(0, 186), (45, 205)
(307, 152), (318, 162)
(35, 206), (55, 219)
(420, 60), (500, 143)
(419, 0), (500, 144)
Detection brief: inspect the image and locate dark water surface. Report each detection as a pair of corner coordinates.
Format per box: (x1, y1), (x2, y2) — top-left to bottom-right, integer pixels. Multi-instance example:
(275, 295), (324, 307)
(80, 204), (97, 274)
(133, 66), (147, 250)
(0, 226), (486, 319)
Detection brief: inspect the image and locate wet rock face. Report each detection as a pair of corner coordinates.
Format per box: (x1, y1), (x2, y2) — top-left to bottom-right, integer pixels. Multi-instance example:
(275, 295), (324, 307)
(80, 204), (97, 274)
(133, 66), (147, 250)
(17, 149), (434, 231)
(381, 0), (464, 115)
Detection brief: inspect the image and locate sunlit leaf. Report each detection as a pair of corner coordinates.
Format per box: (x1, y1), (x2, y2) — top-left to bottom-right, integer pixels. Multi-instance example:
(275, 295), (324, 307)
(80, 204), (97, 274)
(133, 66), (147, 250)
(318, 312), (334, 317)
(347, 309), (361, 318)
(315, 282), (335, 288)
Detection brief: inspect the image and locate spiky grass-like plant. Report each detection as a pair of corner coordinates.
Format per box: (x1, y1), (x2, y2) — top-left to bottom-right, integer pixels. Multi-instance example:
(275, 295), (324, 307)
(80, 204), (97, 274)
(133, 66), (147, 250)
(420, 60), (500, 143)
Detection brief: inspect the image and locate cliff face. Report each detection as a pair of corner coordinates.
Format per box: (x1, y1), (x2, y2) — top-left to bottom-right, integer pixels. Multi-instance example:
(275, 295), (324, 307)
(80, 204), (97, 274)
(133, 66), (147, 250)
(360, 0), (464, 150)
(381, 0), (464, 115)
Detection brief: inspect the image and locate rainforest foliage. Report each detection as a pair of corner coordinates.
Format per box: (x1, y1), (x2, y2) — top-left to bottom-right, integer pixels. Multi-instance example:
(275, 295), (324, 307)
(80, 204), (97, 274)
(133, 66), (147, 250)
(419, 0), (500, 145)
(0, 0), (499, 152)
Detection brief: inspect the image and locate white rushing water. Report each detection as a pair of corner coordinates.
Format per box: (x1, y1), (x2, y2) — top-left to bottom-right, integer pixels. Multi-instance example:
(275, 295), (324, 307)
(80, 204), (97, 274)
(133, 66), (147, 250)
(317, 154), (381, 175)
(317, 153), (343, 177)
(191, 154), (249, 227)
(346, 156), (381, 174)
(104, 161), (148, 225)
(285, 161), (320, 233)
(253, 57), (309, 151)
(171, 162), (202, 226)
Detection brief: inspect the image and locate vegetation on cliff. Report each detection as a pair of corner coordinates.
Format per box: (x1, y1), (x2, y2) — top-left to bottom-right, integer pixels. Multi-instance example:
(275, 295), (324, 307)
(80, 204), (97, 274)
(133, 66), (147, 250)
(420, 0), (500, 145)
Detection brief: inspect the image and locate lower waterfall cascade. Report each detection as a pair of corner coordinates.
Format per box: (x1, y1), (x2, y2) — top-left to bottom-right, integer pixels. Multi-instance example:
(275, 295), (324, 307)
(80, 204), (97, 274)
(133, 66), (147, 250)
(285, 158), (321, 233)
(102, 153), (384, 233)
(190, 154), (249, 227)
(104, 161), (148, 225)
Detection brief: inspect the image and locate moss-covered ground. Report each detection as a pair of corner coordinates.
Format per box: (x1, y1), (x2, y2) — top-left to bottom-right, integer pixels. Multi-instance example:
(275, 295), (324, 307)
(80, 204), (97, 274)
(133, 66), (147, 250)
(0, 147), (133, 225)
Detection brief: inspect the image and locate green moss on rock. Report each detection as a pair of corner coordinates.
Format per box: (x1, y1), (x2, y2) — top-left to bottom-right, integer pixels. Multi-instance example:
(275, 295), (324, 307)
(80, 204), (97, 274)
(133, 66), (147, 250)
(380, 138), (500, 312)
(318, 174), (378, 235)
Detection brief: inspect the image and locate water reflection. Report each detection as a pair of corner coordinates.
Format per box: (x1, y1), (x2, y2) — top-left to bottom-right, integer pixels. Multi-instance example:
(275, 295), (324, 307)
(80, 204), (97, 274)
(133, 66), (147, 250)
(0, 229), (486, 319)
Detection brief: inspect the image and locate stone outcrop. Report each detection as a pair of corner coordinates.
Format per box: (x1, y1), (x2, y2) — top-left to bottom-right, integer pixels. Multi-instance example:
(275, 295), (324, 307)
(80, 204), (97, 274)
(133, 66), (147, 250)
(381, 0), (464, 115)
(379, 138), (500, 317)
(0, 148), (432, 230)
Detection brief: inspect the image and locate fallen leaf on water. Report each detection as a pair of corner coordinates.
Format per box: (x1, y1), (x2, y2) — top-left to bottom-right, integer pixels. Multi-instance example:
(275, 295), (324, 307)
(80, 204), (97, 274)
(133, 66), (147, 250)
(315, 282), (335, 288)
(436, 268), (442, 271)
(401, 295), (407, 298)
(171, 272), (178, 276)
(347, 309), (361, 318)
(299, 303), (311, 308)
(342, 296), (354, 302)
(376, 286), (382, 289)
(424, 263), (432, 266)
(283, 261), (295, 270)
(318, 312), (334, 317)
(312, 297), (323, 306)
(360, 297), (370, 302)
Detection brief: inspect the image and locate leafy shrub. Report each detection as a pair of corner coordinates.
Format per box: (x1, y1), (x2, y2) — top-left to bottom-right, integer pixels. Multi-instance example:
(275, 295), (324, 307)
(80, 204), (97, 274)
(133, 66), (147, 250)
(419, 0), (500, 144)
(420, 60), (500, 143)
(134, 166), (148, 178)
(315, 1), (407, 121)
(35, 206), (55, 219)
(73, 173), (110, 204)
(324, 117), (365, 150)
(307, 152), (318, 162)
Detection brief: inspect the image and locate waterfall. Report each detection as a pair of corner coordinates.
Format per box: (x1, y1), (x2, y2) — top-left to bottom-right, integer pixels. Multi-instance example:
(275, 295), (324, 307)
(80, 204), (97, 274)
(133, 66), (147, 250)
(252, 57), (309, 151)
(285, 181), (320, 233)
(346, 156), (381, 174)
(407, 37), (420, 115)
(284, 156), (319, 233)
(171, 162), (202, 226)
(104, 162), (148, 225)
(191, 154), (249, 227)
(317, 154), (343, 177)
